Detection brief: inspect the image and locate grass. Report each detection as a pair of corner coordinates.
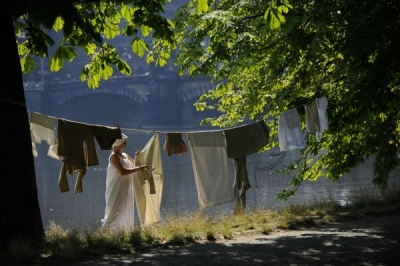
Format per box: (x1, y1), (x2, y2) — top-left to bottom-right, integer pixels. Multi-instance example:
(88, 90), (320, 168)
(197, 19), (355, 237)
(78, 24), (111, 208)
(4, 182), (400, 265)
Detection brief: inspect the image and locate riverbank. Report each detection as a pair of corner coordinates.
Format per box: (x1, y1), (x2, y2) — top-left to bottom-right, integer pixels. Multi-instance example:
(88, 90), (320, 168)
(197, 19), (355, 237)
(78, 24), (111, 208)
(40, 213), (400, 266)
(6, 185), (399, 266)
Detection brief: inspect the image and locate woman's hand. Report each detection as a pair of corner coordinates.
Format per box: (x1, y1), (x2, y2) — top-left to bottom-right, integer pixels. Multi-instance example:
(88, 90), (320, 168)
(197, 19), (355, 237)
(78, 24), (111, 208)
(141, 164), (151, 170)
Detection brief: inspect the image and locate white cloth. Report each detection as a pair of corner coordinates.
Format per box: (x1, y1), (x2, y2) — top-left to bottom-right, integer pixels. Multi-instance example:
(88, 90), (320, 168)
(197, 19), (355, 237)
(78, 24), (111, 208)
(188, 131), (235, 209)
(316, 96), (329, 142)
(278, 108), (306, 152)
(29, 111), (59, 160)
(304, 101), (320, 134)
(102, 152), (135, 230)
(134, 133), (163, 227)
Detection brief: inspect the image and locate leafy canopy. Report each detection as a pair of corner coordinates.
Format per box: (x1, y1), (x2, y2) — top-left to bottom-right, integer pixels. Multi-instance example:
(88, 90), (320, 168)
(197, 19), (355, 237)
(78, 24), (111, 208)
(172, 0), (400, 199)
(15, 0), (176, 88)
(12, 0), (400, 200)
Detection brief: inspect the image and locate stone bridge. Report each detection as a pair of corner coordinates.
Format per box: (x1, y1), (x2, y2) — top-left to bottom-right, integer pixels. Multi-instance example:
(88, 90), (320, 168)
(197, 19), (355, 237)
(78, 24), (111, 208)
(25, 72), (217, 129)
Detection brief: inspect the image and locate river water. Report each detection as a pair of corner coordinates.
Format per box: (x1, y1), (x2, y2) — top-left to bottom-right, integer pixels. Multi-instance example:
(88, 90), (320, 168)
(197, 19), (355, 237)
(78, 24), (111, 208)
(33, 130), (395, 230)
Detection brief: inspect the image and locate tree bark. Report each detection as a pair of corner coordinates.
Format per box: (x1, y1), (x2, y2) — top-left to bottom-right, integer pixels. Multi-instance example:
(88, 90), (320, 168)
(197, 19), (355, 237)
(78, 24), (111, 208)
(0, 14), (45, 250)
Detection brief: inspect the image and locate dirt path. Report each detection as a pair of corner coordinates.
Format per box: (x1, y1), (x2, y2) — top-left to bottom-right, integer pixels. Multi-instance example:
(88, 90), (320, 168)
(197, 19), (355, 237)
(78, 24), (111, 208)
(68, 214), (400, 265)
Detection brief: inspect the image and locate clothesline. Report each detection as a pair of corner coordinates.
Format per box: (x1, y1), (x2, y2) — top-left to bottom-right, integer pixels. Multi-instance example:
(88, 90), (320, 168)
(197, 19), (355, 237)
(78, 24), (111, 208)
(125, 96), (325, 133)
(28, 97), (327, 220)
(27, 110), (264, 134)
(120, 126), (229, 134)
(27, 95), (321, 134)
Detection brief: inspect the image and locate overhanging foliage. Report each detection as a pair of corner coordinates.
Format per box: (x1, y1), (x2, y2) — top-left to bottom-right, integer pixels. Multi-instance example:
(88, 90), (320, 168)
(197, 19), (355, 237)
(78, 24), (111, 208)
(172, 0), (400, 199)
(15, 0), (176, 88)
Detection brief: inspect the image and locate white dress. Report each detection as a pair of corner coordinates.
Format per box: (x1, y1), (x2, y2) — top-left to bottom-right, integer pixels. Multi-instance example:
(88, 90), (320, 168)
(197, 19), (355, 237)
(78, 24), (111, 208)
(102, 152), (135, 230)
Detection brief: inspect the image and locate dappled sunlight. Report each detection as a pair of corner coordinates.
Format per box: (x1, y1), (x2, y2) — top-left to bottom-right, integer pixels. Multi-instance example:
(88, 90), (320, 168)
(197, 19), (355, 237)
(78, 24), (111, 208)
(71, 215), (400, 265)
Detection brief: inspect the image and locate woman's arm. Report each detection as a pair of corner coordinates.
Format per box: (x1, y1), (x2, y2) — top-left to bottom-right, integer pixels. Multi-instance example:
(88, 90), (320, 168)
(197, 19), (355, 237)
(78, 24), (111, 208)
(110, 153), (149, 176)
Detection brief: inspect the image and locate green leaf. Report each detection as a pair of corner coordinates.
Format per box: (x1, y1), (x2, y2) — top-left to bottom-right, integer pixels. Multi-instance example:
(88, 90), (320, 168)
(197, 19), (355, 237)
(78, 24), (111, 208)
(141, 25), (151, 37)
(197, 0), (209, 13)
(49, 56), (64, 72)
(120, 5), (133, 21)
(18, 42), (29, 57)
(103, 19), (120, 39)
(20, 56), (36, 73)
(88, 75), (100, 89)
(264, 8), (282, 29)
(116, 59), (131, 75)
(80, 72), (87, 82)
(132, 39), (148, 57)
(64, 46), (77, 61)
(158, 57), (167, 67)
(53, 17), (64, 32)
(83, 43), (97, 55)
(101, 65), (113, 80)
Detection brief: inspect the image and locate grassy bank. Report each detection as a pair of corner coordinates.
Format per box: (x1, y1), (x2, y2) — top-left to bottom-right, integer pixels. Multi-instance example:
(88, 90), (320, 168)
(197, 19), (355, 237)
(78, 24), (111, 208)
(5, 181), (400, 265)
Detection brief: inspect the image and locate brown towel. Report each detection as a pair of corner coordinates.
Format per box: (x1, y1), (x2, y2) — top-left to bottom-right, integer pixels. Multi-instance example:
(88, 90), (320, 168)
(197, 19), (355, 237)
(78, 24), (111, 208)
(224, 120), (270, 159)
(163, 133), (187, 157)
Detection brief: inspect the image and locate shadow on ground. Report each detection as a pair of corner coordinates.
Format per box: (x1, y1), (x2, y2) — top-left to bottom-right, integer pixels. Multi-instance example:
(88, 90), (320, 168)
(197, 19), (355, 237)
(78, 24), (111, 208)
(44, 215), (400, 266)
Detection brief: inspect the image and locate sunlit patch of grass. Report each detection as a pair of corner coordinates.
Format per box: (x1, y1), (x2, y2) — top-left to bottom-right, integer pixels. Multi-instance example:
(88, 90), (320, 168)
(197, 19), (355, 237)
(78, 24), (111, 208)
(46, 222), (81, 256)
(45, 223), (87, 262)
(275, 212), (298, 230)
(154, 211), (208, 244)
(241, 207), (276, 235)
(85, 231), (119, 253)
(45, 220), (70, 244)
(260, 224), (273, 235)
(275, 196), (341, 229)
(141, 227), (157, 245)
(215, 214), (235, 239)
(230, 212), (250, 230)
(45, 221), (138, 262)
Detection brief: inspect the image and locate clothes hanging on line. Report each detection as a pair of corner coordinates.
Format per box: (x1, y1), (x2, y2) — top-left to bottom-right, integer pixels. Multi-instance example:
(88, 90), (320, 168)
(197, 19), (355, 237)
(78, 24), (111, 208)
(29, 111), (59, 160)
(223, 120), (270, 195)
(304, 101), (320, 135)
(223, 120), (270, 213)
(188, 131), (235, 209)
(134, 133), (164, 227)
(57, 118), (121, 193)
(316, 96), (329, 142)
(278, 108), (306, 152)
(224, 120), (270, 159)
(163, 132), (187, 157)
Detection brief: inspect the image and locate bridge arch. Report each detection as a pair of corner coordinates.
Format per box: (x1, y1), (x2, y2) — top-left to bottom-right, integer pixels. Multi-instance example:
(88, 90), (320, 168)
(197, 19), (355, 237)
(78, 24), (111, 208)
(179, 81), (214, 104)
(47, 75), (150, 110)
(26, 74), (218, 128)
(53, 93), (144, 128)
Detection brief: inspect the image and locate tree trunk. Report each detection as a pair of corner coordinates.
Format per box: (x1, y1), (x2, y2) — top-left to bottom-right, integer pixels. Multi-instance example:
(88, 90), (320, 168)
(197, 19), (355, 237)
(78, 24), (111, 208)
(0, 14), (45, 250)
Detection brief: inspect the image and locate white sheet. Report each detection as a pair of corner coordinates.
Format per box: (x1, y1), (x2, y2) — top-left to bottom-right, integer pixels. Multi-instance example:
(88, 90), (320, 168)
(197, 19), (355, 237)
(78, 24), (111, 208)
(188, 131), (235, 209)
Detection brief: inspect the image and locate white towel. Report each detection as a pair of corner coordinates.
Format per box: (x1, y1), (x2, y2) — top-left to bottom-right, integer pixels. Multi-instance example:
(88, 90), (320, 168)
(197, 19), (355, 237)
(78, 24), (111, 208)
(316, 96), (329, 142)
(188, 131), (235, 209)
(29, 111), (59, 159)
(278, 108), (306, 152)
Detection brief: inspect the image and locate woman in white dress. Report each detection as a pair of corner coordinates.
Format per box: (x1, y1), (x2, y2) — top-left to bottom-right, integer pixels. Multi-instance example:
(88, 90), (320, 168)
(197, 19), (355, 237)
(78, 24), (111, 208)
(102, 134), (150, 231)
